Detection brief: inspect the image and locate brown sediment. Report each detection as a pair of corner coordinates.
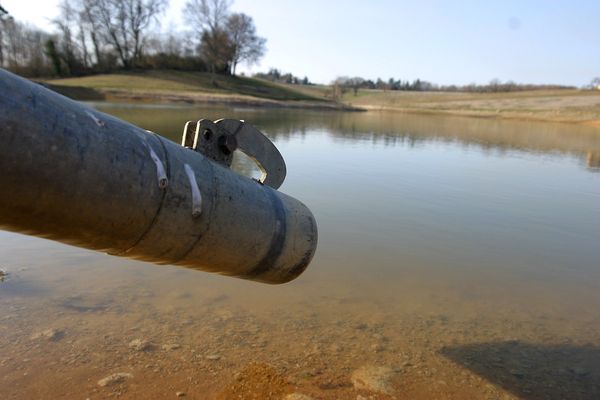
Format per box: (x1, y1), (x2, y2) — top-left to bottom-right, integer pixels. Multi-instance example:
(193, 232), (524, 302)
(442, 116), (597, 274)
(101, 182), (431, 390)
(216, 362), (291, 400)
(2, 259), (600, 400)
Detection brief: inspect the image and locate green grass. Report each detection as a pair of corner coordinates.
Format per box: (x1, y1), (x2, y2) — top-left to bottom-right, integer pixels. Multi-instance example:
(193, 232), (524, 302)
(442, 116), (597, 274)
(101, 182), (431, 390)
(45, 70), (327, 102)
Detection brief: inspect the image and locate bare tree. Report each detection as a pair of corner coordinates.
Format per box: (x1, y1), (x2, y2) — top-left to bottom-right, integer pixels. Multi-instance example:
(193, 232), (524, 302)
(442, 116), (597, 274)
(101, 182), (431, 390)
(77, 0), (108, 70)
(184, 0), (231, 33)
(53, 0), (82, 74)
(87, 0), (168, 68)
(184, 0), (231, 73)
(183, 1), (266, 75)
(0, 3), (8, 66)
(198, 27), (232, 73)
(225, 13), (265, 75)
(0, 16), (51, 75)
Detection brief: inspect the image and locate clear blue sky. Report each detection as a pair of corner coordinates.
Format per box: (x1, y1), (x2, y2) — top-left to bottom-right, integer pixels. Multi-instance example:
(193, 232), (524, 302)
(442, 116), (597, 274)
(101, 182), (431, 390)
(4, 0), (599, 85)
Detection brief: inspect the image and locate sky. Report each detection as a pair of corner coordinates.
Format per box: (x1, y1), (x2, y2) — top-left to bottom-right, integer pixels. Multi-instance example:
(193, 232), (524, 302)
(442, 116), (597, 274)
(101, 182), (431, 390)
(3, 0), (599, 86)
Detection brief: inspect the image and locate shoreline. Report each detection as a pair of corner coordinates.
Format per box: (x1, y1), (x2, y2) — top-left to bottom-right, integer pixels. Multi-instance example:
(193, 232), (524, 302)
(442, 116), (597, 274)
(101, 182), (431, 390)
(42, 82), (362, 112)
(356, 104), (600, 126)
(46, 83), (600, 126)
(98, 88), (363, 112)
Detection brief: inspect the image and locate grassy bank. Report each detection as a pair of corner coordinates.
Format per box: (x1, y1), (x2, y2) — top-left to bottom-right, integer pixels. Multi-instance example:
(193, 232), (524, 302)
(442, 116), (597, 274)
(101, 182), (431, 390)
(275, 82), (600, 124)
(42, 71), (600, 124)
(42, 70), (356, 111)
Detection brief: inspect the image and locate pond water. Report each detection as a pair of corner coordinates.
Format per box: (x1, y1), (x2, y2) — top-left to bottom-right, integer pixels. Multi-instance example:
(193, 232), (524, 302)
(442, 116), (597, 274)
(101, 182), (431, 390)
(1, 105), (600, 400)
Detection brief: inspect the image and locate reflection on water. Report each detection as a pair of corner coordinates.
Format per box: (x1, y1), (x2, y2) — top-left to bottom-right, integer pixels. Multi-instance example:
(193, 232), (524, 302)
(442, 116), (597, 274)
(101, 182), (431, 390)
(588, 151), (600, 170)
(1, 106), (600, 399)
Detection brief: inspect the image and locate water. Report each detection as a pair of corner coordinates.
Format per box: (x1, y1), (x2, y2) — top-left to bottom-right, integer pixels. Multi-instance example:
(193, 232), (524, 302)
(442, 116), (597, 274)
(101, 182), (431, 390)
(1, 105), (600, 399)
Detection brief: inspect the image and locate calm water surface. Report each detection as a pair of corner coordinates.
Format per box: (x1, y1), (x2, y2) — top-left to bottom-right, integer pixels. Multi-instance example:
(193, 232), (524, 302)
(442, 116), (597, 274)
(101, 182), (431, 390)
(1, 106), (600, 399)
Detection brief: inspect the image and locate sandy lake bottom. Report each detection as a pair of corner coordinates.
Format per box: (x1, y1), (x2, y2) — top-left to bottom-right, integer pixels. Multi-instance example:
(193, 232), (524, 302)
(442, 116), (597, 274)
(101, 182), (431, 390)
(1, 106), (600, 399)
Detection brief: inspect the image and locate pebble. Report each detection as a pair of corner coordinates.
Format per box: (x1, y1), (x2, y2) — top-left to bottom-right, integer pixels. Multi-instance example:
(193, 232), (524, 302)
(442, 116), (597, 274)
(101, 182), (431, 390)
(285, 393), (314, 400)
(350, 365), (395, 395)
(176, 391), (186, 397)
(370, 343), (385, 353)
(30, 329), (64, 341)
(569, 367), (590, 377)
(205, 354), (221, 361)
(97, 372), (133, 387)
(129, 338), (153, 352)
(354, 323), (368, 331)
(162, 343), (182, 351)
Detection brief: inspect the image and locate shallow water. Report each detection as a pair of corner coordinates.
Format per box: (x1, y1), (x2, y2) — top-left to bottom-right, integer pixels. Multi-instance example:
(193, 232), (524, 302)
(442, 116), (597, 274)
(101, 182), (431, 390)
(1, 106), (600, 399)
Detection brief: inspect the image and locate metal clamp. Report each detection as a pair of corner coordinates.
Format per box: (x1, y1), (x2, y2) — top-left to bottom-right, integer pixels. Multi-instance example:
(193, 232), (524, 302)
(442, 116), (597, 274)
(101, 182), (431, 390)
(182, 119), (286, 189)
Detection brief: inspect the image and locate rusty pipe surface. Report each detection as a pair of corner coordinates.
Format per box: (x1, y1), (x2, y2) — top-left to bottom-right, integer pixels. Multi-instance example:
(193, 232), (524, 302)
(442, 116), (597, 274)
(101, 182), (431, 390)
(0, 69), (317, 284)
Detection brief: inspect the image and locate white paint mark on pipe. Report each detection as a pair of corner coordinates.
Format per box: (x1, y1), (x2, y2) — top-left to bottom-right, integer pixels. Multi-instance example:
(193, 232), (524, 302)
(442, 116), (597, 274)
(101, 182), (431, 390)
(143, 140), (168, 189)
(184, 164), (202, 218)
(85, 110), (105, 127)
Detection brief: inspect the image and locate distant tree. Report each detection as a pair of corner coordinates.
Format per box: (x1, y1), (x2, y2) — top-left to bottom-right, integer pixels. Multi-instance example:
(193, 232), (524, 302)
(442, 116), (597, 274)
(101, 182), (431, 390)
(184, 1), (265, 75)
(79, 0), (106, 71)
(268, 68), (281, 80)
(591, 77), (600, 89)
(198, 27), (232, 73)
(44, 38), (63, 75)
(348, 77), (364, 95)
(0, 3), (7, 66)
(53, 0), (85, 75)
(0, 17), (52, 76)
(184, 0), (231, 32)
(184, 0), (231, 73)
(87, 0), (168, 68)
(225, 12), (265, 75)
(387, 77), (395, 90)
(412, 78), (423, 91)
(489, 78), (501, 92)
(253, 68), (309, 85)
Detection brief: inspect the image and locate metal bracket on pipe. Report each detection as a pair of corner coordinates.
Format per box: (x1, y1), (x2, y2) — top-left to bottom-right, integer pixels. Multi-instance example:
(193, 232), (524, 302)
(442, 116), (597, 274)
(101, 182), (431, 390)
(182, 119), (287, 189)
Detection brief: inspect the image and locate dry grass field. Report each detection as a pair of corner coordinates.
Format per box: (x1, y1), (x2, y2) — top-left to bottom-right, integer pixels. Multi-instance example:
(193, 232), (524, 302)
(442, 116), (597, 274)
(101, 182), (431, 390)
(43, 71), (600, 124)
(339, 88), (600, 124)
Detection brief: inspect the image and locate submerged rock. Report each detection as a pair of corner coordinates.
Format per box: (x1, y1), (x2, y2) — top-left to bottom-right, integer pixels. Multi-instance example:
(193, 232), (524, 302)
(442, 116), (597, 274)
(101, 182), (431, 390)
(129, 338), (153, 352)
(30, 328), (64, 341)
(97, 372), (133, 387)
(162, 343), (181, 351)
(285, 393), (314, 400)
(351, 365), (395, 394)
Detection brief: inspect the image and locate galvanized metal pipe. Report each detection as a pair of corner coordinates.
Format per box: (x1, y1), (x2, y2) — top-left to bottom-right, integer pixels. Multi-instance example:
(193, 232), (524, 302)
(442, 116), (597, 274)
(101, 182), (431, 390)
(0, 69), (317, 284)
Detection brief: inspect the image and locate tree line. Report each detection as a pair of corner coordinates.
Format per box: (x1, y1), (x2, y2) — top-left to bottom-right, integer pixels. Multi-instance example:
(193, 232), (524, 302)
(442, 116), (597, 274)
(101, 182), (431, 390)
(0, 0), (266, 77)
(332, 76), (576, 97)
(254, 68), (312, 86)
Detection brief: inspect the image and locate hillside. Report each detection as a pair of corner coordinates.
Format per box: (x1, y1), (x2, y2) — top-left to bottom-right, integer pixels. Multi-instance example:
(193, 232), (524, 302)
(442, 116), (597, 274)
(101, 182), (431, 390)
(270, 81), (600, 124)
(41, 70), (600, 124)
(41, 70), (350, 110)
(338, 87), (600, 124)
